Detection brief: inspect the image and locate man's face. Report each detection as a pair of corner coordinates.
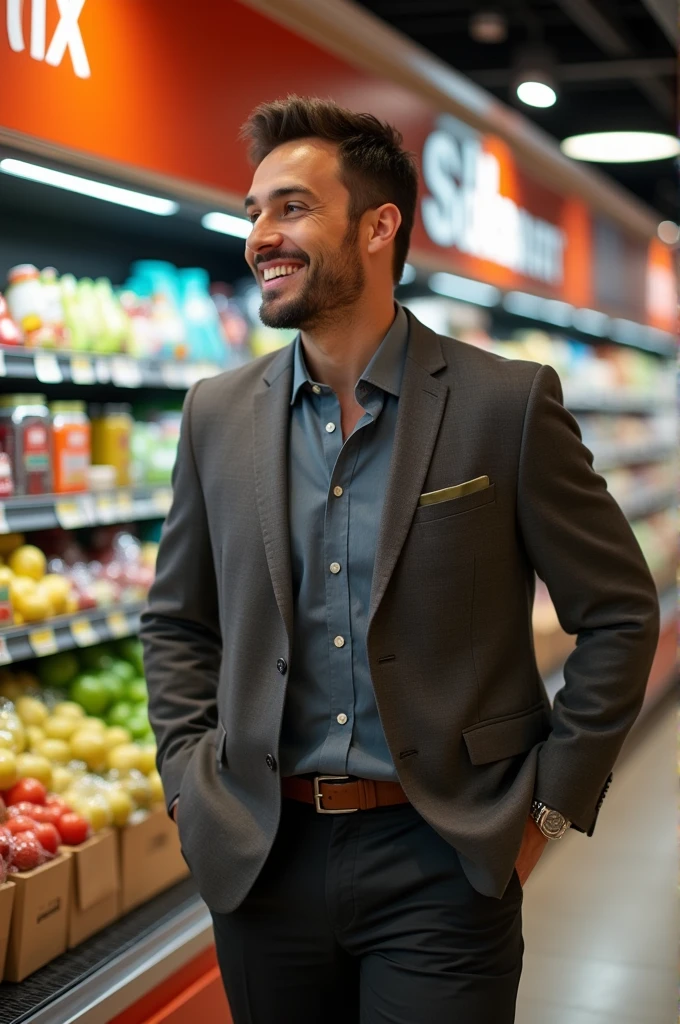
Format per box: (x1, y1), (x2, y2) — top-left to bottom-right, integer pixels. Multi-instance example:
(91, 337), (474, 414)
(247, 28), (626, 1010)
(244, 139), (365, 331)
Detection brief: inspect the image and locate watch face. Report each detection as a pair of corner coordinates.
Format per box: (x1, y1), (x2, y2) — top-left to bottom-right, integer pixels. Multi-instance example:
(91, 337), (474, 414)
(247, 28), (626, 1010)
(544, 810), (565, 836)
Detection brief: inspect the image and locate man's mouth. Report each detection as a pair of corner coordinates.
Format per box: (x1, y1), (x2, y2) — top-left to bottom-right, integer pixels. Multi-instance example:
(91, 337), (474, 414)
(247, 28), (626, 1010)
(257, 260), (306, 291)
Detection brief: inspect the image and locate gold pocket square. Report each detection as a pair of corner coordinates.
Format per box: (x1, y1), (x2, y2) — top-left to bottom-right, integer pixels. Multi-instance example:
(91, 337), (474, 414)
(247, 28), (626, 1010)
(418, 475), (490, 507)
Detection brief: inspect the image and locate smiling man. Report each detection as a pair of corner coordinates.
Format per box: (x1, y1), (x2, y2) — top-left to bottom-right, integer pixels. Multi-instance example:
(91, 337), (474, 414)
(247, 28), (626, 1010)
(141, 96), (659, 1024)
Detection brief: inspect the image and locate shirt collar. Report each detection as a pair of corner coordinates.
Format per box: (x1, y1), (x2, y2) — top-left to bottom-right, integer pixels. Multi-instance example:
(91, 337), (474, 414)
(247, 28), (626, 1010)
(290, 303), (409, 405)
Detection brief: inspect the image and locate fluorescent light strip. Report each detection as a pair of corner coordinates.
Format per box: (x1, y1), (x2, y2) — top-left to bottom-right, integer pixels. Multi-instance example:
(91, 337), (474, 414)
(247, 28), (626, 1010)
(572, 307), (610, 337)
(539, 298), (573, 327)
(429, 272), (500, 307)
(201, 212), (252, 239)
(503, 291), (543, 319)
(0, 158), (178, 215)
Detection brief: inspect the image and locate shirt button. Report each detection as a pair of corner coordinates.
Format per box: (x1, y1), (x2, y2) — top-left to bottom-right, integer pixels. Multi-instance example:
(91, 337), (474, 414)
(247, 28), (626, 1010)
(325, 422), (336, 433)
(312, 384), (321, 394)
(333, 636), (345, 648)
(333, 486), (343, 497)
(329, 562), (341, 574)
(276, 658), (287, 675)
(266, 754), (277, 771)
(337, 713), (348, 725)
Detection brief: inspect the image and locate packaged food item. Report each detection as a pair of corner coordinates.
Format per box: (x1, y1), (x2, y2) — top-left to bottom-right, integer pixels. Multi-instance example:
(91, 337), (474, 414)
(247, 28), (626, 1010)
(0, 294), (22, 347)
(0, 395), (52, 495)
(5, 266), (43, 344)
(40, 268), (70, 349)
(50, 402), (91, 494)
(90, 404), (132, 487)
(87, 465), (117, 492)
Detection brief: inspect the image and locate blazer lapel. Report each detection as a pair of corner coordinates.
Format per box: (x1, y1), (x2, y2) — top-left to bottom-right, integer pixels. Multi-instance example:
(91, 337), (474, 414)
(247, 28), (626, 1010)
(369, 314), (448, 627)
(253, 346), (295, 641)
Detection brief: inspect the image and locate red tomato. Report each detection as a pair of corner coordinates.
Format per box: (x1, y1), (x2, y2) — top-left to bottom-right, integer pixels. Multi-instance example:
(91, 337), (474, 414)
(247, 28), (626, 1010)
(0, 795), (6, 823)
(30, 804), (63, 827)
(57, 813), (89, 846)
(10, 831), (44, 872)
(7, 801), (39, 819)
(6, 815), (38, 835)
(0, 825), (13, 863)
(45, 796), (68, 812)
(4, 778), (47, 807)
(32, 822), (59, 856)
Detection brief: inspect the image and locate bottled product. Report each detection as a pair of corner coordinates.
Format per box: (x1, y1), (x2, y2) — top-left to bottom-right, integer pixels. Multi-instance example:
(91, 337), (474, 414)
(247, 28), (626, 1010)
(90, 404), (133, 486)
(50, 401), (91, 494)
(0, 395), (53, 495)
(178, 268), (225, 364)
(40, 268), (70, 348)
(0, 294), (21, 346)
(5, 265), (43, 341)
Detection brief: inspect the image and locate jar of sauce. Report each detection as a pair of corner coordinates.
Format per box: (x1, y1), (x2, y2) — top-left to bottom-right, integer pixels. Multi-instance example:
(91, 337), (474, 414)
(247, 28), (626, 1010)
(90, 403), (133, 487)
(0, 394), (53, 495)
(50, 401), (91, 493)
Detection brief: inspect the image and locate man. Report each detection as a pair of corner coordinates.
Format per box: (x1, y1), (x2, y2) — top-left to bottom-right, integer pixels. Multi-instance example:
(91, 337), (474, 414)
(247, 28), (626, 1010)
(141, 96), (659, 1023)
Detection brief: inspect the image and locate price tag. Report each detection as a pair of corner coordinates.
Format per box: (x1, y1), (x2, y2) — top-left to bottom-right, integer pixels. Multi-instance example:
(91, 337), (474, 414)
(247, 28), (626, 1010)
(116, 490), (134, 520)
(70, 355), (96, 385)
(55, 500), (86, 530)
(106, 611), (129, 638)
(96, 494), (116, 523)
(79, 494), (97, 525)
(95, 359), (111, 384)
(0, 635), (11, 666)
(70, 617), (99, 648)
(0, 503), (9, 535)
(151, 489), (172, 515)
(29, 627), (59, 657)
(34, 353), (63, 384)
(112, 357), (142, 388)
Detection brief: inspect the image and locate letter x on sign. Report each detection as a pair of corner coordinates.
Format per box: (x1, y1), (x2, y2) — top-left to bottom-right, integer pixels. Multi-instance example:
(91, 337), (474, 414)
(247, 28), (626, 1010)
(7, 0), (90, 79)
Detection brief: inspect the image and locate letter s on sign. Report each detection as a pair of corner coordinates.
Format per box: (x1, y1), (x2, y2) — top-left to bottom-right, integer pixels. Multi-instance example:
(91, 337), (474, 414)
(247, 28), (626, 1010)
(421, 131), (462, 249)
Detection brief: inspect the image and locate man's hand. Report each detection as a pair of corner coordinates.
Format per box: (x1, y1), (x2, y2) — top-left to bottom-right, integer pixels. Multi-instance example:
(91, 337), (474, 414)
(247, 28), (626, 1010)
(514, 816), (549, 887)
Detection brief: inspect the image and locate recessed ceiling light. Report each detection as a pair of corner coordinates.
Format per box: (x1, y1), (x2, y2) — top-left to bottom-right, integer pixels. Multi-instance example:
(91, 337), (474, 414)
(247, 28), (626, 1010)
(657, 220), (679, 245)
(516, 81), (557, 108)
(201, 212), (252, 239)
(561, 132), (680, 163)
(0, 158), (179, 215)
(469, 11), (507, 44)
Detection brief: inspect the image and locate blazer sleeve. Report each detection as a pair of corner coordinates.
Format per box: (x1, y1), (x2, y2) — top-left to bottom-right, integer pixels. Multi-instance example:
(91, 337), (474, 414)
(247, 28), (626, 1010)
(140, 380), (221, 814)
(517, 364), (660, 835)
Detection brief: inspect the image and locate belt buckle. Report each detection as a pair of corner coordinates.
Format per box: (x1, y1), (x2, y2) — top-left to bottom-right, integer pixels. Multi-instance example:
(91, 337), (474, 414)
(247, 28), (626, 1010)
(313, 775), (359, 815)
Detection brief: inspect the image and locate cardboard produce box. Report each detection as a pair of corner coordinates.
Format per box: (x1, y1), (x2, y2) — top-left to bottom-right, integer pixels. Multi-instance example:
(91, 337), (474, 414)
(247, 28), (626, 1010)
(63, 829), (120, 948)
(0, 880), (16, 982)
(119, 807), (189, 914)
(4, 853), (71, 982)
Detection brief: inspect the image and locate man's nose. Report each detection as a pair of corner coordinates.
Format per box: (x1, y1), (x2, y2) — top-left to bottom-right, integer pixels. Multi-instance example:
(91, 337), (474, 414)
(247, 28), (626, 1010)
(248, 216), (284, 255)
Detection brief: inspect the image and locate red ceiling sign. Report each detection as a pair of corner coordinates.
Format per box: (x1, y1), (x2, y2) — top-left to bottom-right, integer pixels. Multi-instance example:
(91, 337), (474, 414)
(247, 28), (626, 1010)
(0, 0), (670, 325)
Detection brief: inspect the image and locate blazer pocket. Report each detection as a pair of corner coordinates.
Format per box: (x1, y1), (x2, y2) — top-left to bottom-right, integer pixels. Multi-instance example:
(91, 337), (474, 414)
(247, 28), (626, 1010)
(414, 483), (495, 524)
(215, 721), (228, 768)
(462, 701), (551, 766)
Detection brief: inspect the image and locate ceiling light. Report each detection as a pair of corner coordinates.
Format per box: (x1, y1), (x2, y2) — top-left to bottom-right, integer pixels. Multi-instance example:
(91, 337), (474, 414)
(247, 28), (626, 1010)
(561, 132), (680, 163)
(399, 263), (417, 286)
(657, 220), (679, 245)
(429, 273), (500, 307)
(201, 212), (252, 239)
(469, 11), (507, 44)
(0, 158), (178, 215)
(572, 308), (610, 337)
(516, 81), (557, 108)
(503, 291), (574, 325)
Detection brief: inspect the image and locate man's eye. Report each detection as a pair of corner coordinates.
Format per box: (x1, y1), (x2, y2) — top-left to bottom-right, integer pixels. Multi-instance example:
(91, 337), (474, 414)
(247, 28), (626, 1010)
(285, 204), (304, 214)
(249, 213), (260, 224)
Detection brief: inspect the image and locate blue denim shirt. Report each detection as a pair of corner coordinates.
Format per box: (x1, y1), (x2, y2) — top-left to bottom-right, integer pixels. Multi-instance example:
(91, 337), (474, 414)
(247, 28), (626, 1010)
(279, 304), (408, 781)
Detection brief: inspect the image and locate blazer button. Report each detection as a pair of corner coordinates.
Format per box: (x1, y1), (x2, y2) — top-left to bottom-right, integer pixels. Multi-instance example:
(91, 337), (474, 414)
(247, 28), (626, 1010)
(276, 658), (287, 675)
(266, 754), (277, 771)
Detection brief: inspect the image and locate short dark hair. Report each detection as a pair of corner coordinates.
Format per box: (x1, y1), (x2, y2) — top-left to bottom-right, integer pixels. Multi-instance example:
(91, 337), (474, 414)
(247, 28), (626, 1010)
(240, 95), (418, 284)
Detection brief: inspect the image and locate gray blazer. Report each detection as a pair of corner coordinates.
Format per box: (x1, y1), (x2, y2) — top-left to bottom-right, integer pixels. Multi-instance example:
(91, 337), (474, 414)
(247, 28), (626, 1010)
(141, 310), (659, 911)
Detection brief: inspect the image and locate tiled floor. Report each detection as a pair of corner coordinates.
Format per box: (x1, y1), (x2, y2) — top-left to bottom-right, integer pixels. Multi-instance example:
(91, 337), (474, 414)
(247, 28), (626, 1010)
(516, 694), (677, 1024)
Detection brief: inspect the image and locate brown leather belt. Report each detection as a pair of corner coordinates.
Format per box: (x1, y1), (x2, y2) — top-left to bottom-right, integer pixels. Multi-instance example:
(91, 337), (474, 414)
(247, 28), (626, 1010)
(281, 774), (410, 814)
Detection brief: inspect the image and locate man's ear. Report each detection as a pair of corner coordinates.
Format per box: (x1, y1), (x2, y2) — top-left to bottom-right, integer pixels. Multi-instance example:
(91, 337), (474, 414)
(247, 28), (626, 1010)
(366, 203), (402, 256)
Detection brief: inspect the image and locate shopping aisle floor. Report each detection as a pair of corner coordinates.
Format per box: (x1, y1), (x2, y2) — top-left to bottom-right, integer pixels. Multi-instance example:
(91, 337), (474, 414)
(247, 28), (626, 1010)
(516, 694), (677, 1024)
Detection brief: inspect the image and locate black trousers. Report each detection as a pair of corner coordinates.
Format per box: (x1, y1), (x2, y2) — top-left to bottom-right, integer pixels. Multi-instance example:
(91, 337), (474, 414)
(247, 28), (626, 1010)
(211, 798), (524, 1024)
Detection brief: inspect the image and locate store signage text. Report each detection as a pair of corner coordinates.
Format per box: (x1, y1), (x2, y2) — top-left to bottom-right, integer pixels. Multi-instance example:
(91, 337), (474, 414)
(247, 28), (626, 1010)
(421, 116), (565, 285)
(6, 0), (90, 78)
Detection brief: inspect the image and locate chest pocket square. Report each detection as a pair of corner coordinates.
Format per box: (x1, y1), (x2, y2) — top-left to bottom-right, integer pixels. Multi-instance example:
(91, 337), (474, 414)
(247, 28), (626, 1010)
(418, 475), (490, 507)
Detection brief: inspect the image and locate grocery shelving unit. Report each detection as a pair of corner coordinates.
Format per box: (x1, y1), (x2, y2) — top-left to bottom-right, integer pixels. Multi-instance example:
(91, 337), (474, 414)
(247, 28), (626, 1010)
(0, 602), (144, 666)
(0, 485), (172, 535)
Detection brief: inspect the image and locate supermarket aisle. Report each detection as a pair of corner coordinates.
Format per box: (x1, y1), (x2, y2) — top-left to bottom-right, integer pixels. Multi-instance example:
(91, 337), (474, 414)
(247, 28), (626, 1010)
(516, 695), (677, 1024)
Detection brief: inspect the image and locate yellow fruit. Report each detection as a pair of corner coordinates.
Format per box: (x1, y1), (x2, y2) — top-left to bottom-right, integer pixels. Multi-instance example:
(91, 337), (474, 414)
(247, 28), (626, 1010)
(0, 748), (17, 788)
(0, 534), (23, 557)
(50, 765), (73, 793)
(0, 716), (25, 754)
(106, 787), (133, 827)
(105, 726), (131, 750)
(147, 769), (164, 804)
(65, 594), (79, 614)
(81, 795), (112, 833)
(137, 744), (157, 776)
(53, 702), (85, 721)
(40, 574), (71, 615)
(15, 752), (52, 788)
(80, 717), (107, 734)
(0, 728), (14, 749)
(38, 738), (71, 764)
(11, 578), (50, 622)
(25, 725), (45, 751)
(15, 695), (49, 727)
(8, 545), (46, 581)
(10, 575), (35, 602)
(122, 772), (152, 810)
(44, 716), (78, 741)
(70, 729), (107, 770)
(0, 567), (14, 587)
(107, 743), (142, 774)
(13, 612), (24, 626)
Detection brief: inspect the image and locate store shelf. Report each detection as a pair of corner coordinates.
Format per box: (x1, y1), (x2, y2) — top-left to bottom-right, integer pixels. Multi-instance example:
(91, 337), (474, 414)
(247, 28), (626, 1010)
(0, 486), (172, 535)
(0, 602), (144, 666)
(589, 443), (675, 471)
(0, 347), (223, 391)
(619, 487), (675, 522)
(563, 389), (674, 414)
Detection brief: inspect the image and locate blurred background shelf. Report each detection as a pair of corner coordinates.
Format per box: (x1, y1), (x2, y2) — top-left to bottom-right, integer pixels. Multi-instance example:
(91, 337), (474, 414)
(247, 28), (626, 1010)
(0, 487), (171, 535)
(0, 602), (144, 666)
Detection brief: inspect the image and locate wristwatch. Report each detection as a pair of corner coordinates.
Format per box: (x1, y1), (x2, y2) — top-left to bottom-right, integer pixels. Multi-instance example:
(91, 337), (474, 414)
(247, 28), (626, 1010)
(530, 799), (571, 840)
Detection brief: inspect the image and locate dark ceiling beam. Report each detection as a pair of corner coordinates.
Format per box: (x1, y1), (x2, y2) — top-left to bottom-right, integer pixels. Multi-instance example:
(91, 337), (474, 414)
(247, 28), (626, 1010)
(639, 0), (677, 45)
(470, 57), (676, 86)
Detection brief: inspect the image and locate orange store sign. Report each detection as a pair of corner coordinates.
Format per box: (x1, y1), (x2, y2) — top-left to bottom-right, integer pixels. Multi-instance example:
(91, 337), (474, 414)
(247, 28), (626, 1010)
(6, 0), (89, 78)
